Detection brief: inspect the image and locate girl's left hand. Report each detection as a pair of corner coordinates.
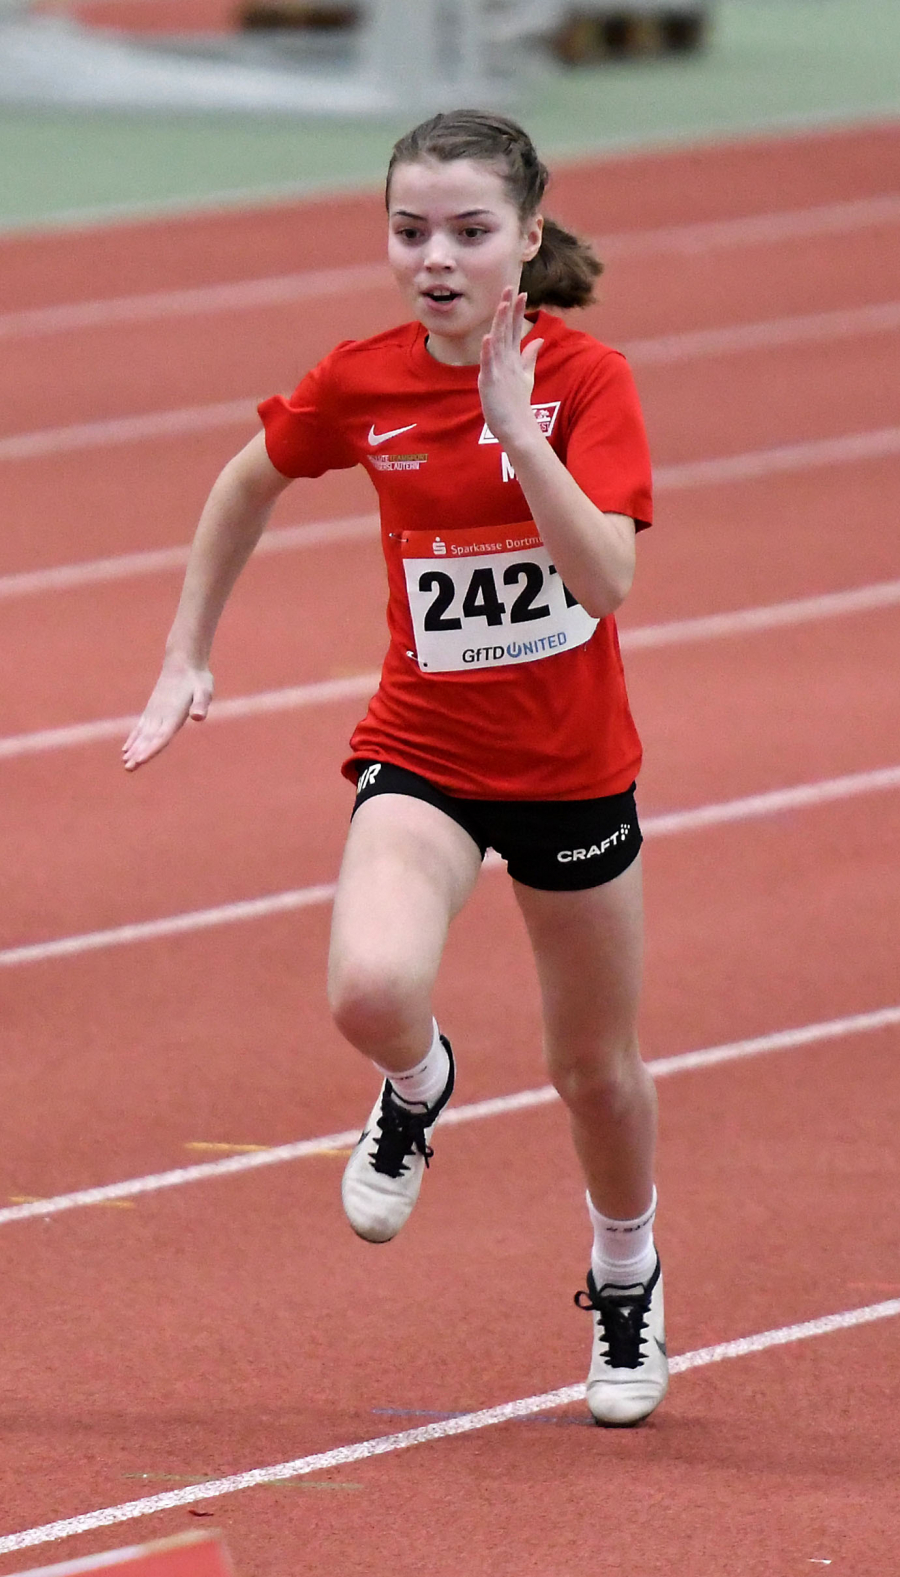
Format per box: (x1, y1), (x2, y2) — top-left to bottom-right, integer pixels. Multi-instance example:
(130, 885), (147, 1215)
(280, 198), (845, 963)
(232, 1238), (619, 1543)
(478, 287), (544, 450)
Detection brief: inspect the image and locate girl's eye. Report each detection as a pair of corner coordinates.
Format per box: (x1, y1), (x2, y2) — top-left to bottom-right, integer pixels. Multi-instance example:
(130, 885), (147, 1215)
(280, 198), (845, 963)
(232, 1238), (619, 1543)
(394, 227), (422, 242)
(461, 227), (487, 240)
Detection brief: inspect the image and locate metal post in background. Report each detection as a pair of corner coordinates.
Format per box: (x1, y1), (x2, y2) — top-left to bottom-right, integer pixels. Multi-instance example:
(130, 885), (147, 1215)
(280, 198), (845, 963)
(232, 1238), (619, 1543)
(362, 0), (512, 113)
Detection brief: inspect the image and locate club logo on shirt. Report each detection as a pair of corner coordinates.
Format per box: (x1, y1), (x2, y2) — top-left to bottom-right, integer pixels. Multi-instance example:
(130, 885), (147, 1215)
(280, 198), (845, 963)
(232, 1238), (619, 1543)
(479, 401), (560, 445)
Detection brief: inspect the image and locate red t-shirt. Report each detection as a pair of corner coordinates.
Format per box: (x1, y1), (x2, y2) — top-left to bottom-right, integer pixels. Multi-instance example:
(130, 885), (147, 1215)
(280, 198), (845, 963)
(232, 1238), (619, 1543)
(258, 309), (652, 800)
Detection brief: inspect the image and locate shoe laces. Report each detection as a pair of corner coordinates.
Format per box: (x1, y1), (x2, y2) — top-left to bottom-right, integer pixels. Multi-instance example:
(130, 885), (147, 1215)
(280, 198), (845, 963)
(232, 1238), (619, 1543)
(574, 1274), (653, 1370)
(369, 1090), (433, 1179)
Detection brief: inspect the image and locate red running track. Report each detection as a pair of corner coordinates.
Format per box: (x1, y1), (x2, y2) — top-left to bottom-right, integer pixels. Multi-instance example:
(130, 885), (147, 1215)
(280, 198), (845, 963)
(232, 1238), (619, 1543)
(0, 122), (898, 1576)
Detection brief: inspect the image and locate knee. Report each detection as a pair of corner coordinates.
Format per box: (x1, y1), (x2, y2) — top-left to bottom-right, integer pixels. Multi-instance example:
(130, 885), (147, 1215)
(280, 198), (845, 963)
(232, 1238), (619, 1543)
(551, 1041), (651, 1121)
(327, 956), (419, 1052)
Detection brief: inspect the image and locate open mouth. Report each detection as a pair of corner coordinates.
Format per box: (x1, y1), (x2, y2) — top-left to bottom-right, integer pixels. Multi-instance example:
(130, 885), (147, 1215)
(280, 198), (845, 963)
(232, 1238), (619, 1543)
(423, 288), (462, 304)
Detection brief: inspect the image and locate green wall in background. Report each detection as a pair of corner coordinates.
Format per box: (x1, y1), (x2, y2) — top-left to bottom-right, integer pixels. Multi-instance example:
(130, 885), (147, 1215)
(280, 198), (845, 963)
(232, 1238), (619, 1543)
(1, 1), (898, 230)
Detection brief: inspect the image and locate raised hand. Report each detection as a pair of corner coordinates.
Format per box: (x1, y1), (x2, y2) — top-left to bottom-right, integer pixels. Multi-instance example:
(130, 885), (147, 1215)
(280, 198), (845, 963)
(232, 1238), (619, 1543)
(478, 287), (544, 451)
(122, 656), (213, 771)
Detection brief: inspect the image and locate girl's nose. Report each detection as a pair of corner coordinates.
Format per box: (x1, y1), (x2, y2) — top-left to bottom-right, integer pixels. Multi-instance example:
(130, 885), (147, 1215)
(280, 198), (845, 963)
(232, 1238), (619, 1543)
(423, 235), (454, 270)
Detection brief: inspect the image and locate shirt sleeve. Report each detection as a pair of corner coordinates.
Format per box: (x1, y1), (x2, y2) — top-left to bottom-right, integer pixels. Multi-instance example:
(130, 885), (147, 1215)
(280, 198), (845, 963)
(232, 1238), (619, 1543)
(561, 349), (653, 529)
(257, 342), (358, 479)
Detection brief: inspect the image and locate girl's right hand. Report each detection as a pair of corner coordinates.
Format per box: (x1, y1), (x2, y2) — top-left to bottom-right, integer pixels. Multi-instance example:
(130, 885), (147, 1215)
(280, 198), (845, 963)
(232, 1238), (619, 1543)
(122, 657), (213, 772)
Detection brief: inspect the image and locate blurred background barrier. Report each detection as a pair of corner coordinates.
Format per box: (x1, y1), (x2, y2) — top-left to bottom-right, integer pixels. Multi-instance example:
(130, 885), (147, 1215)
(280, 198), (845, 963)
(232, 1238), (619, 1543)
(1, 2), (898, 228)
(0, 0), (713, 113)
(2, 0), (511, 114)
(233, 2), (712, 64)
(544, 5), (712, 63)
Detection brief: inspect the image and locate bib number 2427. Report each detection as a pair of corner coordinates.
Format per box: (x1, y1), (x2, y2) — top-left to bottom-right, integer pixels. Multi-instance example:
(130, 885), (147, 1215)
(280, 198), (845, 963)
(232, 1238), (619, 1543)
(401, 524), (598, 673)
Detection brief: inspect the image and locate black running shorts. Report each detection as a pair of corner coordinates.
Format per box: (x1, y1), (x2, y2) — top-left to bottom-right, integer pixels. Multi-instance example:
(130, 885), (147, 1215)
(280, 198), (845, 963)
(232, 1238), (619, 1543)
(351, 760), (642, 892)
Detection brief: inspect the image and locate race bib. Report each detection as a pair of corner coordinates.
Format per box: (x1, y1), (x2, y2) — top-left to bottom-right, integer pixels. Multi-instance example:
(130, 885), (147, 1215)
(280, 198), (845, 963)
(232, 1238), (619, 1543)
(400, 523), (598, 673)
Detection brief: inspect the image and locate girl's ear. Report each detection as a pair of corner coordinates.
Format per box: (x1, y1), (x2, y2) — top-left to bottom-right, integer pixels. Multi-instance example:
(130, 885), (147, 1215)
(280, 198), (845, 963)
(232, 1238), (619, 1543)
(522, 213), (543, 264)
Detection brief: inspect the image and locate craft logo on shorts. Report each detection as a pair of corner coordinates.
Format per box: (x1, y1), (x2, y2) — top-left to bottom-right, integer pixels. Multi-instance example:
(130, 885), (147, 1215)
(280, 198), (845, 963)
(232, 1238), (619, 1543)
(556, 823), (633, 863)
(479, 402), (560, 445)
(370, 452), (428, 471)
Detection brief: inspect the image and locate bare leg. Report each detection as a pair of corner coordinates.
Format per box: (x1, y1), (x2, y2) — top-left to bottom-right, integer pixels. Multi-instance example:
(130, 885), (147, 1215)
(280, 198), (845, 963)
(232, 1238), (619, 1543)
(330, 793), (483, 1244)
(328, 793), (483, 1071)
(513, 855), (656, 1219)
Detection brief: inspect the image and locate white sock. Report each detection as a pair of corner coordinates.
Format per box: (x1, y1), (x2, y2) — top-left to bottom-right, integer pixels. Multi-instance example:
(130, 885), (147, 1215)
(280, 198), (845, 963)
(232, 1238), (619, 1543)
(377, 1020), (449, 1111)
(587, 1187), (658, 1289)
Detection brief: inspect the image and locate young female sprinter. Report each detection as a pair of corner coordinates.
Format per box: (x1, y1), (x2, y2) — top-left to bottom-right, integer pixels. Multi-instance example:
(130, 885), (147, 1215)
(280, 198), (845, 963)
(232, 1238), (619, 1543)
(123, 111), (666, 1427)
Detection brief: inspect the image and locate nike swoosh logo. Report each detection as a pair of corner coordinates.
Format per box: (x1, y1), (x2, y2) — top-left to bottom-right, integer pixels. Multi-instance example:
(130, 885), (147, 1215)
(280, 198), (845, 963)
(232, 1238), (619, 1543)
(368, 423), (417, 447)
(655, 1337), (668, 1357)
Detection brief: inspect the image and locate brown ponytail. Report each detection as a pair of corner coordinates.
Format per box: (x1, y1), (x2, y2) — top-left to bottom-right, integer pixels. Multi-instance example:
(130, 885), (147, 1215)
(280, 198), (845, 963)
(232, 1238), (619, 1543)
(521, 216), (602, 310)
(386, 110), (603, 311)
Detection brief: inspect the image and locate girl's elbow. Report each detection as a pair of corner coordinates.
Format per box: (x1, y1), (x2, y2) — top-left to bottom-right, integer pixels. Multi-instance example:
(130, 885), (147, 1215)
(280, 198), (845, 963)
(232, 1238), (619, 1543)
(582, 563), (635, 620)
(613, 559), (637, 609)
(581, 517), (636, 616)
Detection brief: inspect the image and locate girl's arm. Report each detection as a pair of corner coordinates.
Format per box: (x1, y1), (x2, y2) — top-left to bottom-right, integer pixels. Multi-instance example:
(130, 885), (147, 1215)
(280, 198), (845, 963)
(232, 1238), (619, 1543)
(478, 289), (636, 620)
(122, 433), (292, 771)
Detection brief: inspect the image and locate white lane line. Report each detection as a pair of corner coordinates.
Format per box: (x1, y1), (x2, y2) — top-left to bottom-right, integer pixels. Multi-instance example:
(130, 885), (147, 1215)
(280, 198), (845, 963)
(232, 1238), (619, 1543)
(0, 261), (392, 340)
(2, 293), (896, 381)
(602, 192), (900, 258)
(10, 145), (900, 235)
(0, 673), (382, 761)
(13, 1536), (225, 1577)
(0, 883), (340, 971)
(1, 1296), (897, 1555)
(6, 576), (900, 763)
(0, 513), (379, 600)
(0, 1003), (896, 1227)
(4, 193), (899, 339)
(0, 399), (257, 463)
(642, 1005), (900, 1078)
(621, 577), (900, 649)
(654, 427), (900, 489)
(622, 299), (900, 364)
(6, 288), (900, 459)
(3, 412), (900, 602)
(4, 399), (899, 488)
(641, 764), (900, 835)
(2, 765), (900, 974)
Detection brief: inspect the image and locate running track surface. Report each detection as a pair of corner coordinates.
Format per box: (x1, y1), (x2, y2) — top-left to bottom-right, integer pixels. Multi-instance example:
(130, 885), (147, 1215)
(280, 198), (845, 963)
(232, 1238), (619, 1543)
(1, 122), (899, 1574)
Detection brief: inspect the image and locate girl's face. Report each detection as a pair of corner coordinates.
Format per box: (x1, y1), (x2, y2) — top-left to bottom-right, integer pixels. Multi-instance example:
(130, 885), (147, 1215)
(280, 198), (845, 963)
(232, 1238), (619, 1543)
(387, 157), (543, 365)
